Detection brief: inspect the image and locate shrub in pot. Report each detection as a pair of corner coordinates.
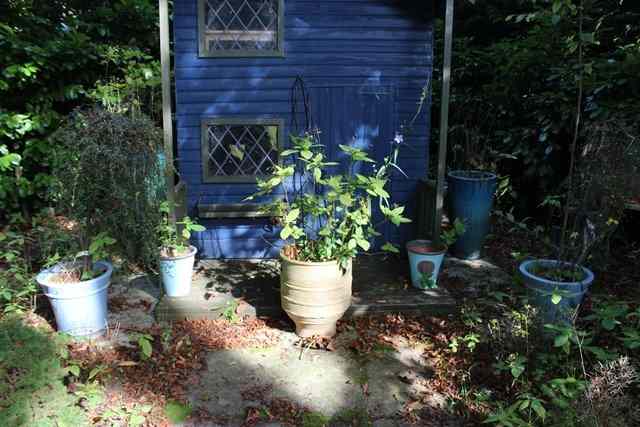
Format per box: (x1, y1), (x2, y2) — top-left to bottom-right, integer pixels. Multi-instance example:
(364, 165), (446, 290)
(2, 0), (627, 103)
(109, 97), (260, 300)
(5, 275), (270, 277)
(407, 218), (465, 291)
(51, 107), (164, 271)
(36, 231), (116, 337)
(156, 201), (205, 297)
(516, 117), (638, 325)
(247, 133), (410, 337)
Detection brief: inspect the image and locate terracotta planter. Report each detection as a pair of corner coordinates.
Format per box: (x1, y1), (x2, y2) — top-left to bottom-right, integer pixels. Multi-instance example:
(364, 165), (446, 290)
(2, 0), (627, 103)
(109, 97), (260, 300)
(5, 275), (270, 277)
(280, 251), (352, 337)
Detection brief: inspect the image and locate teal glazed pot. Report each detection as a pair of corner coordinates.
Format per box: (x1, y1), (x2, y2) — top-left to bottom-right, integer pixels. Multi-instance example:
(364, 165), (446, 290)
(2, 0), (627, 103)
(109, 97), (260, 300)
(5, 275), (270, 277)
(446, 170), (497, 260)
(159, 245), (197, 297)
(406, 240), (447, 290)
(519, 259), (594, 324)
(36, 261), (112, 337)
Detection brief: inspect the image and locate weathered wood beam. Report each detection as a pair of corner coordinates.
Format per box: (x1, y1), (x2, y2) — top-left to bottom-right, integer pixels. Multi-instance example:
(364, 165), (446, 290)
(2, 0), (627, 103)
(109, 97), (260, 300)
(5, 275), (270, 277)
(433, 0), (455, 243)
(159, 0), (177, 222)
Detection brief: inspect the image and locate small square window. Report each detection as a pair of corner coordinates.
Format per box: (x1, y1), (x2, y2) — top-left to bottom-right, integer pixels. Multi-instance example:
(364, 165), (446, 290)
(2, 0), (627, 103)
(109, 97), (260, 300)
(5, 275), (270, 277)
(201, 118), (283, 183)
(198, 0), (284, 57)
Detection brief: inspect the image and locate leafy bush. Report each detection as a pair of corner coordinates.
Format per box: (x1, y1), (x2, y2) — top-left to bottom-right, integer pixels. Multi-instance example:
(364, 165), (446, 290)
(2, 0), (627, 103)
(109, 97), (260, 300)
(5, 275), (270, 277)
(451, 283), (640, 426)
(431, 0), (640, 214)
(51, 108), (163, 270)
(247, 133), (410, 268)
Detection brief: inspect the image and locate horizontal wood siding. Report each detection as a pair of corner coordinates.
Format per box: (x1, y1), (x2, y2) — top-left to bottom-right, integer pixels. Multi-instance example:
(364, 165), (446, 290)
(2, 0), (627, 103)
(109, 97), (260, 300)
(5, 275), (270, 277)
(175, 0), (433, 258)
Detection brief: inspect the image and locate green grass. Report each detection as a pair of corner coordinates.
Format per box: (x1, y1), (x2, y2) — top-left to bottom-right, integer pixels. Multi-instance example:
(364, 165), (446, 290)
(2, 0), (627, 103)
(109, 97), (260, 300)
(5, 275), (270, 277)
(302, 411), (331, 427)
(0, 315), (89, 426)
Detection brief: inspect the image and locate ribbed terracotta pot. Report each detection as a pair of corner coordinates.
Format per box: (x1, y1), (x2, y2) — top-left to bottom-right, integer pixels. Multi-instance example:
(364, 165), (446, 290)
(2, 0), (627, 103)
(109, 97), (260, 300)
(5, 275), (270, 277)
(280, 250), (352, 337)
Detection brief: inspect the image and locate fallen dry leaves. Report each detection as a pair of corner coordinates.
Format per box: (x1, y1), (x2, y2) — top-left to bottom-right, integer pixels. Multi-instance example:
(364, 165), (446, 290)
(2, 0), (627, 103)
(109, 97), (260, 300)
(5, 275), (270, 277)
(175, 317), (280, 350)
(66, 317), (281, 426)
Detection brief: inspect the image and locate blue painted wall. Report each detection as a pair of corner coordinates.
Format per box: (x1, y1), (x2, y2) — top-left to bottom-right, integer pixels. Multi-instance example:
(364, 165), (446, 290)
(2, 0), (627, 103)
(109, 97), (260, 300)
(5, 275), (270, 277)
(174, 0), (433, 258)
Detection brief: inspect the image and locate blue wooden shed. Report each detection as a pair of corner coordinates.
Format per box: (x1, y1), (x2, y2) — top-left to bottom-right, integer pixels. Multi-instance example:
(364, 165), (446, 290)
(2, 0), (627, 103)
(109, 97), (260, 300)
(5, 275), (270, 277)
(170, 0), (435, 259)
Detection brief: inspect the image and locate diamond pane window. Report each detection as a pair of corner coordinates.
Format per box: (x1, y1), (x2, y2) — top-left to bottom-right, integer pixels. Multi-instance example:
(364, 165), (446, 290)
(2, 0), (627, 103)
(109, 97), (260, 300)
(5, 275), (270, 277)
(201, 119), (282, 183)
(198, 0), (284, 57)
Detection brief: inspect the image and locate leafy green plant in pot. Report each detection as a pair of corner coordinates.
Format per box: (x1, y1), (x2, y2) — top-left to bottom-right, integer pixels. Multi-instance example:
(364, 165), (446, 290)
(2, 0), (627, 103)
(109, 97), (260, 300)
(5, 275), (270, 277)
(41, 109), (133, 337)
(49, 107), (164, 271)
(247, 132), (410, 337)
(157, 202), (205, 297)
(35, 227), (116, 337)
(406, 218), (465, 291)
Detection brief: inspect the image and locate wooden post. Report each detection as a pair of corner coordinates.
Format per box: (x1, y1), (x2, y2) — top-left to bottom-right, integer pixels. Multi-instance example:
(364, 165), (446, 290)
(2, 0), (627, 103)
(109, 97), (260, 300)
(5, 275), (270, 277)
(159, 0), (177, 222)
(433, 0), (455, 244)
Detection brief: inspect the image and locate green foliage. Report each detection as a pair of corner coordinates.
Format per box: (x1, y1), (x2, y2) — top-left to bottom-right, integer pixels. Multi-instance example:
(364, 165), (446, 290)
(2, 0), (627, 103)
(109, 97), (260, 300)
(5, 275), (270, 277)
(448, 333), (481, 354)
(585, 300), (629, 331)
(133, 333), (154, 360)
(247, 133), (410, 268)
(164, 400), (192, 424)
(0, 1), (161, 220)
(441, 218), (466, 247)
(157, 201), (205, 257)
(459, 286), (640, 426)
(419, 273), (437, 290)
(0, 316), (89, 426)
(0, 228), (37, 314)
(102, 403), (152, 427)
(222, 299), (240, 323)
(302, 411), (331, 427)
(433, 0), (640, 212)
(51, 108), (163, 270)
(72, 382), (105, 411)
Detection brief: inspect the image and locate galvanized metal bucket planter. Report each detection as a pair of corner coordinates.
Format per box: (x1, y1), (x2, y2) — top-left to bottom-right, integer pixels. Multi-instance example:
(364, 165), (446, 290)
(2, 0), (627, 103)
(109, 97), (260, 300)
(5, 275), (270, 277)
(446, 170), (497, 260)
(519, 259), (594, 325)
(280, 251), (352, 337)
(36, 261), (113, 337)
(406, 240), (447, 290)
(159, 246), (197, 297)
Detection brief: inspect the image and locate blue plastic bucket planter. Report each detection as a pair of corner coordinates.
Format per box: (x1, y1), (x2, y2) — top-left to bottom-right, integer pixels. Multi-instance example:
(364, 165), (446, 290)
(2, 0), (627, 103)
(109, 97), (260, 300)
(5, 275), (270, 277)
(446, 170), (497, 260)
(36, 261), (113, 337)
(406, 240), (447, 290)
(159, 246), (197, 297)
(519, 259), (594, 325)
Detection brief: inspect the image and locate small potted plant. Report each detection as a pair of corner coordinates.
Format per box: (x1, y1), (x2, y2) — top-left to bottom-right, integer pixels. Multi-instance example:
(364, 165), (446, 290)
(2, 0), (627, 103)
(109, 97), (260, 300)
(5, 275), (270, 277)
(406, 218), (465, 290)
(247, 133), (410, 337)
(36, 231), (116, 337)
(157, 202), (205, 297)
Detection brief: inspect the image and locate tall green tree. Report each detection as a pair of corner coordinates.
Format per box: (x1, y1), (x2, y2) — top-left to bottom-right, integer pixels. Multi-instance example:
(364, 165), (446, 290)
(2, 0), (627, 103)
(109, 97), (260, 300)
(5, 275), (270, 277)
(431, 0), (640, 214)
(0, 0), (162, 220)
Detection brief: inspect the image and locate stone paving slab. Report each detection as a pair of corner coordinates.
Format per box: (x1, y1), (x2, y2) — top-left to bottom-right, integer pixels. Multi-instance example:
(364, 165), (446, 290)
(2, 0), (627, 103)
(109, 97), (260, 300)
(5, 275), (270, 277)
(440, 256), (512, 299)
(186, 329), (454, 426)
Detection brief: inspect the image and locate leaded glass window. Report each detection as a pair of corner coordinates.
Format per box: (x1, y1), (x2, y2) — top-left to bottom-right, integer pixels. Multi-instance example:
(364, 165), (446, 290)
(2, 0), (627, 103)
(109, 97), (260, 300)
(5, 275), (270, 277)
(201, 119), (282, 183)
(198, 0), (284, 57)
